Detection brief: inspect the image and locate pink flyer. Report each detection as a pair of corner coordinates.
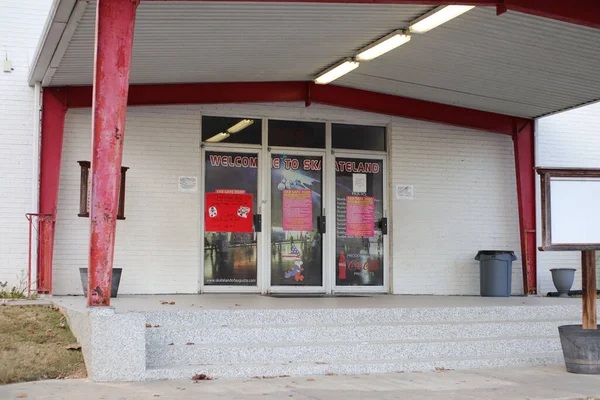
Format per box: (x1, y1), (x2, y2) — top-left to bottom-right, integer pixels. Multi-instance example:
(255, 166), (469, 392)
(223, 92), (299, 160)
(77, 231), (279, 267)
(283, 190), (313, 231)
(346, 196), (375, 237)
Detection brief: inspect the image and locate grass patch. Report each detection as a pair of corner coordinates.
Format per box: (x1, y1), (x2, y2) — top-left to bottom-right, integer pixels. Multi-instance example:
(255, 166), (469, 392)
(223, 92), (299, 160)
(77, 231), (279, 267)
(0, 305), (86, 385)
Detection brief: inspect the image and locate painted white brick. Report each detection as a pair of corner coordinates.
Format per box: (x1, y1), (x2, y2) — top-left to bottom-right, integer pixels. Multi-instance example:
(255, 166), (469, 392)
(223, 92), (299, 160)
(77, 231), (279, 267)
(54, 102), (522, 295)
(53, 107), (202, 295)
(536, 102), (600, 295)
(0, 0), (52, 289)
(390, 119), (523, 295)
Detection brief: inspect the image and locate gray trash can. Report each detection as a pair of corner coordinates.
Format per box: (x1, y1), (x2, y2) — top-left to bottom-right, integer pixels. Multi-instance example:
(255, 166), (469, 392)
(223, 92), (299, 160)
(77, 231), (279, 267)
(475, 250), (517, 297)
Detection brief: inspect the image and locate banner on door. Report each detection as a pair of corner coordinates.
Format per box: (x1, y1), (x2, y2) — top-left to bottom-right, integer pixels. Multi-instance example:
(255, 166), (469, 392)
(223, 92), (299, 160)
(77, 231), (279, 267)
(205, 192), (253, 232)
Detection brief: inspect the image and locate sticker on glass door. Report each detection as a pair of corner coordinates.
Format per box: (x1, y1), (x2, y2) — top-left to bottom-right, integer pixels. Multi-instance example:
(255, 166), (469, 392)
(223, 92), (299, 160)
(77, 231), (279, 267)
(271, 154), (323, 286)
(204, 151), (258, 286)
(335, 158), (384, 286)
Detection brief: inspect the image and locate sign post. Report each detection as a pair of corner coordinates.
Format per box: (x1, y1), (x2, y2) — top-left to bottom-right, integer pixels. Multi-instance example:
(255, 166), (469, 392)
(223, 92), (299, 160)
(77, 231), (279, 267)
(537, 168), (600, 373)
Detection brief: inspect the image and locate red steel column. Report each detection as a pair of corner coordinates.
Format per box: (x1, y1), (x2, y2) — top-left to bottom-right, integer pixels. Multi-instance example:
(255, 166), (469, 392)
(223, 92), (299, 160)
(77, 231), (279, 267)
(38, 88), (67, 294)
(513, 120), (537, 295)
(88, 0), (139, 306)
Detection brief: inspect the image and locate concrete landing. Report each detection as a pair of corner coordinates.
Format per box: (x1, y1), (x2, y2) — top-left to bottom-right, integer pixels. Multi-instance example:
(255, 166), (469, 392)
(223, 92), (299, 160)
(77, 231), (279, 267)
(2, 365), (600, 400)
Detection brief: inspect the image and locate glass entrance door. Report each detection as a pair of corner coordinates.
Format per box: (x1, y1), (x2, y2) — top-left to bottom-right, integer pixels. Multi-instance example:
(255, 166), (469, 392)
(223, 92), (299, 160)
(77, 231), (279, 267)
(269, 153), (324, 288)
(333, 156), (386, 289)
(203, 150), (260, 289)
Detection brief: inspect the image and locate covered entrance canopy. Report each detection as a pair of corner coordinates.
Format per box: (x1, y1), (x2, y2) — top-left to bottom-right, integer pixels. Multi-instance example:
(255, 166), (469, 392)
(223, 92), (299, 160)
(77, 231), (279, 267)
(30, 0), (600, 304)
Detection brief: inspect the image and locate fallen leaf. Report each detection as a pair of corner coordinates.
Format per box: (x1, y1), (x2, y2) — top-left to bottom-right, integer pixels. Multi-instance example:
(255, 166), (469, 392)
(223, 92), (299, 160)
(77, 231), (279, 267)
(435, 367), (452, 372)
(16, 394), (28, 399)
(306, 378), (315, 382)
(145, 323), (152, 328)
(185, 342), (194, 345)
(324, 372), (336, 376)
(168, 343), (174, 346)
(59, 322), (66, 329)
(192, 374), (213, 381)
(153, 325), (161, 328)
(234, 304), (241, 307)
(66, 344), (82, 351)
(279, 375), (291, 378)
(285, 385), (295, 389)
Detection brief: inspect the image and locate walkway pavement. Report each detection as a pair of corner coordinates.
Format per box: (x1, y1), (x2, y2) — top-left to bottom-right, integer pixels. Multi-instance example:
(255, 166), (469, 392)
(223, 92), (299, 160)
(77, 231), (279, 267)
(1, 366), (600, 400)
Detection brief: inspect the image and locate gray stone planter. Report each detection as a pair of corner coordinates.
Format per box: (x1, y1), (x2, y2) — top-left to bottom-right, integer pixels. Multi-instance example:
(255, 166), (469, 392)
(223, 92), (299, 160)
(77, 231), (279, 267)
(550, 268), (576, 298)
(559, 325), (600, 374)
(79, 268), (122, 298)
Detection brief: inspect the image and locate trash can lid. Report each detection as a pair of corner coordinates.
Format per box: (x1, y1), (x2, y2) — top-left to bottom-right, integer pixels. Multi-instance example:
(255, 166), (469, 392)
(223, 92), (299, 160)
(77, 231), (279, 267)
(476, 250), (516, 255)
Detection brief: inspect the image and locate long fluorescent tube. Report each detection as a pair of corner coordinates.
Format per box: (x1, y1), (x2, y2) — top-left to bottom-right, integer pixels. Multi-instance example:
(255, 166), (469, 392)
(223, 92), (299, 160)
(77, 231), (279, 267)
(356, 31), (411, 61)
(409, 5), (475, 34)
(314, 58), (360, 85)
(227, 119), (254, 133)
(205, 132), (230, 143)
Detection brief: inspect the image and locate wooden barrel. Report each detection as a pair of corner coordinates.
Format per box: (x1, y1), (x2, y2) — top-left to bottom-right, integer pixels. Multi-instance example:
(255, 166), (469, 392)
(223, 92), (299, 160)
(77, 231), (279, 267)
(559, 325), (600, 374)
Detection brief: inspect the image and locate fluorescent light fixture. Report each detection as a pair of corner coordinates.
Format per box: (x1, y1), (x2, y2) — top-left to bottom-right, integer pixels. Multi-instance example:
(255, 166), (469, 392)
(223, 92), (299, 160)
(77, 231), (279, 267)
(227, 119), (254, 133)
(205, 132), (230, 143)
(356, 31), (411, 61)
(314, 58), (360, 85)
(409, 5), (475, 34)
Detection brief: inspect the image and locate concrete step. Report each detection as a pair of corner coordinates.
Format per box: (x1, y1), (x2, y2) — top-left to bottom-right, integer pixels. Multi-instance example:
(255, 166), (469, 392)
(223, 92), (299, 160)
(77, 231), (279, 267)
(144, 352), (564, 380)
(145, 320), (577, 346)
(141, 305), (581, 327)
(146, 336), (562, 368)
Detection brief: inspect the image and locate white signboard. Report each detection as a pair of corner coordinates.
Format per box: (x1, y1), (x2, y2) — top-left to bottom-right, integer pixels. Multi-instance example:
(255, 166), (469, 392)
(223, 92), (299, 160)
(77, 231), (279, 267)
(395, 185), (414, 200)
(178, 176), (198, 192)
(550, 178), (600, 244)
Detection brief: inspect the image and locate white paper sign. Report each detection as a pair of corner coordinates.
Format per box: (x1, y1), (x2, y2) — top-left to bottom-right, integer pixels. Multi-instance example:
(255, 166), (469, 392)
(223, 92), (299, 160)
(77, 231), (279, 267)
(178, 176), (198, 192)
(550, 178), (600, 244)
(352, 173), (367, 193)
(396, 185), (413, 200)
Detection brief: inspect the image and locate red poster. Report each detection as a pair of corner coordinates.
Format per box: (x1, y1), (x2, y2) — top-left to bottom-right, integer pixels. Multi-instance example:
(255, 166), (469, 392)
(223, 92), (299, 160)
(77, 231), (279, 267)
(346, 196), (375, 237)
(205, 192), (253, 232)
(283, 190), (312, 231)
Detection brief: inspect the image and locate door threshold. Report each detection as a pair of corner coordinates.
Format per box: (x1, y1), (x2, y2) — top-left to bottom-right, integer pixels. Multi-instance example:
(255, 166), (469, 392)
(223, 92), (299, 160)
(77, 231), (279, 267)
(265, 293), (383, 298)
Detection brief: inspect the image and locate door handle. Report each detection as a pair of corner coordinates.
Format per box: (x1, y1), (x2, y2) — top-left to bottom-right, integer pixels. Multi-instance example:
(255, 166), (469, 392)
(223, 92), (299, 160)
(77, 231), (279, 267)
(381, 217), (388, 235)
(253, 214), (262, 233)
(317, 216), (326, 234)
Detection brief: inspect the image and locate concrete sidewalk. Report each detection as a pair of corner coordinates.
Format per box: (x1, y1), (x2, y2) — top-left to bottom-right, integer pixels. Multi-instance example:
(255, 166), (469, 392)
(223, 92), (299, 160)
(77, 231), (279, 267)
(1, 365), (599, 400)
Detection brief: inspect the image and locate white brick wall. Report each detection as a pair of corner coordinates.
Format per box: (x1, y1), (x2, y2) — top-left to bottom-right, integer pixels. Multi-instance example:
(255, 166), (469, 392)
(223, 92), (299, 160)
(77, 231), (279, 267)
(53, 107), (202, 295)
(0, 0), (52, 289)
(536, 102), (600, 295)
(54, 103), (522, 295)
(390, 119), (523, 295)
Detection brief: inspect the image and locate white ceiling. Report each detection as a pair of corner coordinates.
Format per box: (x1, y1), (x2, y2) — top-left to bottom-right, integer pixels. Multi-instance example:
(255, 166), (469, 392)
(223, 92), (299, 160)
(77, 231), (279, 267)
(39, 1), (600, 118)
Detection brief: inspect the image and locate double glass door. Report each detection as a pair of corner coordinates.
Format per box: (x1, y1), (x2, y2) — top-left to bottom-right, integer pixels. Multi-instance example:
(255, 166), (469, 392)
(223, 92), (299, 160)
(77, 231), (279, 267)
(201, 149), (387, 293)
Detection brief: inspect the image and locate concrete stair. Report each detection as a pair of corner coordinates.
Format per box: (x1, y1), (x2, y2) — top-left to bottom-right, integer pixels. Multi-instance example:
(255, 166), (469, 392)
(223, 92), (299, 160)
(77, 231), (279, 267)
(141, 305), (579, 380)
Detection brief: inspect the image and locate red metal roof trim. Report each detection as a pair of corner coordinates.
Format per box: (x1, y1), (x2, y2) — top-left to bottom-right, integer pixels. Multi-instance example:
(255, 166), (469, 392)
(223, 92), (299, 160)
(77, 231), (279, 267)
(57, 81), (529, 135)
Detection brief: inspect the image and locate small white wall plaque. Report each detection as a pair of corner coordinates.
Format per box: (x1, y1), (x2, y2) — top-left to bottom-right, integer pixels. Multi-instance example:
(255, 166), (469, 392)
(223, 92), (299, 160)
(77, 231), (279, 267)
(178, 176), (198, 192)
(396, 185), (413, 200)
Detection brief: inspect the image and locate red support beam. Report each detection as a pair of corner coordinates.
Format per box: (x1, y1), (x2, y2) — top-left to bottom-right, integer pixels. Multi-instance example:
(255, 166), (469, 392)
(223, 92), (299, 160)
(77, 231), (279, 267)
(88, 0), (139, 307)
(143, 0), (600, 29)
(38, 88), (67, 294)
(60, 82), (527, 136)
(310, 84), (527, 136)
(513, 120), (536, 295)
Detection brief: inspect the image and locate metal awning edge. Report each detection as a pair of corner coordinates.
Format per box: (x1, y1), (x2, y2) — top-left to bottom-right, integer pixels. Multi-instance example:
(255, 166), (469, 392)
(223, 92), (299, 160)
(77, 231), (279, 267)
(28, 0), (80, 86)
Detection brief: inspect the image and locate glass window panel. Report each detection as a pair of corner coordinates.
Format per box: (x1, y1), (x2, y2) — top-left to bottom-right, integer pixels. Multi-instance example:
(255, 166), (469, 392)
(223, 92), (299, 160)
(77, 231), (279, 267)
(204, 151), (259, 286)
(202, 116), (262, 145)
(335, 158), (384, 287)
(332, 123), (386, 151)
(270, 154), (323, 286)
(268, 119), (325, 148)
